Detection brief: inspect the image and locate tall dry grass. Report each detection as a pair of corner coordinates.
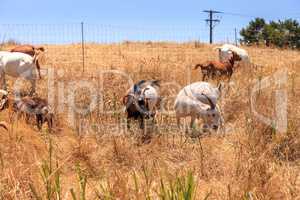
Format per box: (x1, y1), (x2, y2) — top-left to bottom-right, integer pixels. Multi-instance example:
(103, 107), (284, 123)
(0, 42), (299, 199)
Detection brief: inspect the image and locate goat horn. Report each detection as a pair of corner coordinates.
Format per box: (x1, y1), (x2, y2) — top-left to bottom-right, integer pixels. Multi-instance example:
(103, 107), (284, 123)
(151, 80), (160, 87)
(201, 93), (215, 109)
(194, 64), (202, 70)
(136, 80), (146, 87)
(0, 121), (8, 131)
(142, 87), (150, 96)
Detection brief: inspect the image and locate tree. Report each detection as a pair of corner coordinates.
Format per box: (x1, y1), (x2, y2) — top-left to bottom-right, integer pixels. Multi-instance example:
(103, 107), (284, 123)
(240, 18), (266, 45)
(240, 18), (300, 49)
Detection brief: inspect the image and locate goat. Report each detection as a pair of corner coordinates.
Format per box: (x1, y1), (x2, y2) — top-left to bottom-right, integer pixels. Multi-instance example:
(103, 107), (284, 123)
(174, 82), (222, 130)
(0, 90), (53, 131)
(13, 96), (54, 131)
(0, 51), (39, 95)
(10, 45), (45, 57)
(214, 44), (249, 63)
(194, 51), (240, 81)
(123, 80), (160, 129)
(10, 45), (44, 79)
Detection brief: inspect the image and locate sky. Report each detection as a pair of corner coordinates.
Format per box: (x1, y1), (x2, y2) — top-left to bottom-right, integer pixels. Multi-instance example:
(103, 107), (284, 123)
(1, 0), (299, 44)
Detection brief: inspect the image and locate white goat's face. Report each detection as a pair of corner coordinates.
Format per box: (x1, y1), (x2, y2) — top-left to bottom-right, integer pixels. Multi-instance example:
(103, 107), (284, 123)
(203, 108), (221, 130)
(142, 85), (159, 112)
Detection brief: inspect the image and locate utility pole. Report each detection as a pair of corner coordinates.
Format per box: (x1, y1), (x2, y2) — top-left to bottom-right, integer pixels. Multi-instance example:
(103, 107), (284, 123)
(203, 10), (222, 44)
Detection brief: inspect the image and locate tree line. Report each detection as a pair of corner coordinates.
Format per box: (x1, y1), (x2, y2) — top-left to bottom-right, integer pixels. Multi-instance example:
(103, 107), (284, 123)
(240, 18), (300, 49)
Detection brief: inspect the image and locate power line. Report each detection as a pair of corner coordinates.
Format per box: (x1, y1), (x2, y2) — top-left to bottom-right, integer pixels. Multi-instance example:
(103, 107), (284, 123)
(221, 12), (257, 18)
(203, 10), (222, 44)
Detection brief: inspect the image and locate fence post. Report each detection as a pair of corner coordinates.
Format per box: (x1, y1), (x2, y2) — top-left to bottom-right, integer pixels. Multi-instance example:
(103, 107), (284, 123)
(234, 28), (238, 46)
(81, 22), (85, 73)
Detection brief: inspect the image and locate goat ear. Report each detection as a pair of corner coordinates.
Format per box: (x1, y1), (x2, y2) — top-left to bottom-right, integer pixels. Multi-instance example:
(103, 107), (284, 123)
(136, 80), (146, 86)
(151, 80), (160, 87)
(122, 95), (131, 105)
(217, 83), (222, 93)
(133, 84), (138, 93)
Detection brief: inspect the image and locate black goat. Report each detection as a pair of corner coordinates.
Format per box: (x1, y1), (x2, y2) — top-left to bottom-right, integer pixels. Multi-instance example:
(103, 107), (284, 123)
(123, 80), (160, 129)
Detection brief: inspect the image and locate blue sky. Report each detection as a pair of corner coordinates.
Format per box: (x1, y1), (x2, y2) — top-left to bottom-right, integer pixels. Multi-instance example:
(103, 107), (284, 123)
(1, 0), (299, 43)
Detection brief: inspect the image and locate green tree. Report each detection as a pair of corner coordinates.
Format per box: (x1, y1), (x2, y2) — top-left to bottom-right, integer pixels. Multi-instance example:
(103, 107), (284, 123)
(240, 18), (266, 45)
(240, 18), (300, 49)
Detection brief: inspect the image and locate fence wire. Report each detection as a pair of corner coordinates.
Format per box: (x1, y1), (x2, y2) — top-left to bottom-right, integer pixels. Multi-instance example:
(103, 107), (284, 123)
(0, 23), (240, 73)
(0, 23), (239, 44)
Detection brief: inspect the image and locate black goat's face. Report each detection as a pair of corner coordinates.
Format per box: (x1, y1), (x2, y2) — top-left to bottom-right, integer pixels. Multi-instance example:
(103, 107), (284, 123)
(124, 94), (152, 119)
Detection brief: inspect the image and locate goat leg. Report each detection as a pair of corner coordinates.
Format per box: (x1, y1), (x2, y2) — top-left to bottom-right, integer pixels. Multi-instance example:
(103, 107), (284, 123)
(126, 117), (131, 129)
(36, 114), (43, 130)
(190, 116), (196, 128)
(47, 117), (53, 133)
(139, 116), (145, 129)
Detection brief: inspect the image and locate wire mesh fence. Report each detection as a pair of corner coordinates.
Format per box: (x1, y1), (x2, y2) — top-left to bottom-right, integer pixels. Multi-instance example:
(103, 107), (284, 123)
(0, 23), (240, 73)
(0, 23), (239, 44)
(0, 23), (242, 129)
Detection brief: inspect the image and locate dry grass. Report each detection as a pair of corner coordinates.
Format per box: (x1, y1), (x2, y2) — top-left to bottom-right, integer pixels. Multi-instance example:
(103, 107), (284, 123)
(0, 42), (299, 199)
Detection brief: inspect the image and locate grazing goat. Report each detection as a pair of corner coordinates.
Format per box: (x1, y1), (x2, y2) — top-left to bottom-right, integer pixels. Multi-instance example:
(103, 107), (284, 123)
(0, 90), (53, 131)
(194, 51), (240, 81)
(0, 51), (39, 95)
(214, 44), (249, 63)
(11, 45), (45, 57)
(14, 96), (54, 131)
(123, 80), (161, 129)
(10, 45), (44, 79)
(174, 82), (222, 130)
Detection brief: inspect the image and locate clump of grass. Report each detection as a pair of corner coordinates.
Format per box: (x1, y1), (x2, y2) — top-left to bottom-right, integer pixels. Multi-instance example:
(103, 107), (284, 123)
(158, 171), (197, 200)
(70, 163), (87, 200)
(30, 138), (62, 200)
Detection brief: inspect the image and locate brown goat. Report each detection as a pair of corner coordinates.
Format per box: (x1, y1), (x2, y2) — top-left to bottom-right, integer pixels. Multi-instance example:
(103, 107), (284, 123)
(13, 96), (54, 131)
(10, 45), (45, 79)
(194, 51), (241, 81)
(0, 90), (54, 132)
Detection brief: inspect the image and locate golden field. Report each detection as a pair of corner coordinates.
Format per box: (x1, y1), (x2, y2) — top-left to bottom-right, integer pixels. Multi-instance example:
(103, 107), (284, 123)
(0, 42), (299, 199)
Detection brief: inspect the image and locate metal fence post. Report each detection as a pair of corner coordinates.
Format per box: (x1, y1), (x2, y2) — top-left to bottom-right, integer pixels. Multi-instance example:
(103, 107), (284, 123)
(234, 28), (238, 46)
(81, 22), (85, 73)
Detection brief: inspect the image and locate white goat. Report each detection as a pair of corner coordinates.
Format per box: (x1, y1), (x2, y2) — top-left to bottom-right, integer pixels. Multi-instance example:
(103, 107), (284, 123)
(0, 51), (38, 95)
(174, 82), (222, 130)
(215, 44), (249, 63)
